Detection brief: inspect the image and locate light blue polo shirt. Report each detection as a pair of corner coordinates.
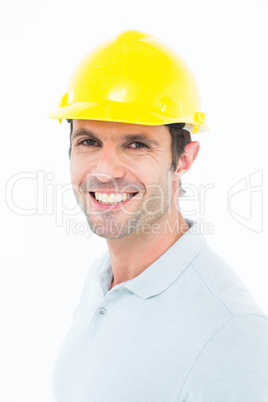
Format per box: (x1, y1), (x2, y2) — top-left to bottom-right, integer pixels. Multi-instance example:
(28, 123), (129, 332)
(53, 219), (268, 401)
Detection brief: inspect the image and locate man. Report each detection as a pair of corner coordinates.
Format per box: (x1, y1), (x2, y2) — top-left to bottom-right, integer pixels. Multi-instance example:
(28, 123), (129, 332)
(49, 30), (268, 401)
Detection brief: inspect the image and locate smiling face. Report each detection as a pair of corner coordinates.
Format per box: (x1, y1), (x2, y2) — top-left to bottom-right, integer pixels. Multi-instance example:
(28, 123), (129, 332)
(70, 119), (181, 239)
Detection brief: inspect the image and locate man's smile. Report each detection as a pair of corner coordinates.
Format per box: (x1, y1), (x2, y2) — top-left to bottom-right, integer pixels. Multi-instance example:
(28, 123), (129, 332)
(89, 191), (139, 208)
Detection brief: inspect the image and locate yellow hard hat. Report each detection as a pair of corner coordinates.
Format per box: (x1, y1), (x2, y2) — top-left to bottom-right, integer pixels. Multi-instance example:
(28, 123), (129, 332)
(48, 30), (208, 133)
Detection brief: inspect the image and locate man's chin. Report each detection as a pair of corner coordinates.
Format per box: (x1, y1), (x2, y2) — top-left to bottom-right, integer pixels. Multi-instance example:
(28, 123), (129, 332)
(87, 219), (133, 240)
(90, 227), (132, 240)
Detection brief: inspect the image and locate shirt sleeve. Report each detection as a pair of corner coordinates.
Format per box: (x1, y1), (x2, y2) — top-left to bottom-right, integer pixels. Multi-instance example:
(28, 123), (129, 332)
(179, 314), (268, 402)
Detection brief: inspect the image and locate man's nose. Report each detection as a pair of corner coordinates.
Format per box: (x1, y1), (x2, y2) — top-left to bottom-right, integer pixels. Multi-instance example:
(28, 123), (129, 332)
(91, 148), (125, 182)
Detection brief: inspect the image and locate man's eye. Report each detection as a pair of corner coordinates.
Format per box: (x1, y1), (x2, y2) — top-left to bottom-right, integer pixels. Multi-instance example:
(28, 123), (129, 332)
(77, 139), (99, 147)
(127, 142), (149, 149)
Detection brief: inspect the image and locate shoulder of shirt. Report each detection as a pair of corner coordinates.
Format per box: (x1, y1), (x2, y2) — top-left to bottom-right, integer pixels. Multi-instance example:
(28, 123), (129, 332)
(177, 241), (268, 398)
(178, 313), (268, 400)
(189, 242), (265, 317)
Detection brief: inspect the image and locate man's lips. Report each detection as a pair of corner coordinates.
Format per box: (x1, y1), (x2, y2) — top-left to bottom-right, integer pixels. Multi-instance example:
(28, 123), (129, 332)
(88, 191), (139, 208)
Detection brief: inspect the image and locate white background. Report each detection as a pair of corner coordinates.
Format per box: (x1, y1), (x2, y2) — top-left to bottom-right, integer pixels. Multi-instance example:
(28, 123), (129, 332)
(1, 0), (267, 400)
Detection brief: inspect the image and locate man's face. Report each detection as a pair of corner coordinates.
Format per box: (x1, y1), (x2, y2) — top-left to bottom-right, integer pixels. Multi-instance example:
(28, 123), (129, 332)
(70, 119), (180, 239)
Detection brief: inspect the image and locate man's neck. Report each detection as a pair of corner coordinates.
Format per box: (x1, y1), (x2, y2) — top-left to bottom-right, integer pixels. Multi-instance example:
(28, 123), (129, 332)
(107, 212), (189, 290)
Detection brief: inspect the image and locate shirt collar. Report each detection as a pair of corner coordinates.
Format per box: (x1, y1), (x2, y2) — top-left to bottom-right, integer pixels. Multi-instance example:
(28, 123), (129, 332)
(94, 219), (207, 299)
(124, 219), (207, 299)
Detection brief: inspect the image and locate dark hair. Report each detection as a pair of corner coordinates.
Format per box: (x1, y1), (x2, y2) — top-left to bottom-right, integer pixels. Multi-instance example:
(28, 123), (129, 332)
(68, 120), (191, 196)
(166, 123), (192, 170)
(166, 123), (192, 196)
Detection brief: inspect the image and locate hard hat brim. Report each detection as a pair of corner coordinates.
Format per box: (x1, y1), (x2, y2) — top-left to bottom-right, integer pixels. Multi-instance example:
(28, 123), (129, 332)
(48, 100), (209, 132)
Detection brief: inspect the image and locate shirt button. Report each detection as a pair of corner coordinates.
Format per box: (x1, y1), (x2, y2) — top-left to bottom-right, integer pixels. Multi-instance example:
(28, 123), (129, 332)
(99, 308), (106, 316)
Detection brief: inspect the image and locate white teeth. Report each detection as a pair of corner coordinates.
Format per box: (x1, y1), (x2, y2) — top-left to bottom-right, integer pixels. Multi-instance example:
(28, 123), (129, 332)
(108, 193), (115, 203)
(94, 192), (134, 204)
(115, 194), (121, 203)
(102, 193), (108, 203)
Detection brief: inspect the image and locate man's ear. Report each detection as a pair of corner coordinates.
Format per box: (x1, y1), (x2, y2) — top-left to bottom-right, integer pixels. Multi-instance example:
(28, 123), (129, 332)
(173, 141), (200, 181)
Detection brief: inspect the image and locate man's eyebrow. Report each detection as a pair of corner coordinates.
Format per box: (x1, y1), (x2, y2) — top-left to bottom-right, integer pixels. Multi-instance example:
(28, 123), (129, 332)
(71, 129), (98, 141)
(71, 129), (160, 146)
(122, 134), (160, 146)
